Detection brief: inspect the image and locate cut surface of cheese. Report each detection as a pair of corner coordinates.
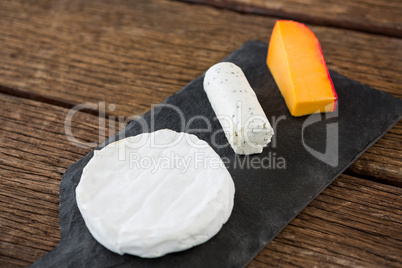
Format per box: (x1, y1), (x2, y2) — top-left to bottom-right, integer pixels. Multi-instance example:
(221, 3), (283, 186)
(76, 129), (235, 258)
(267, 20), (338, 117)
(203, 62), (274, 155)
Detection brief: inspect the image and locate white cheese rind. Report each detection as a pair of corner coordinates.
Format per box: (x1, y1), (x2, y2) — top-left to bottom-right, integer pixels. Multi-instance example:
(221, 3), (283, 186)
(203, 62), (274, 155)
(76, 129), (235, 258)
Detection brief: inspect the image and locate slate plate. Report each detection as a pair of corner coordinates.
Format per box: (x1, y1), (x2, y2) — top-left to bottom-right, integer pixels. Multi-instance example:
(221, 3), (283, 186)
(32, 40), (402, 268)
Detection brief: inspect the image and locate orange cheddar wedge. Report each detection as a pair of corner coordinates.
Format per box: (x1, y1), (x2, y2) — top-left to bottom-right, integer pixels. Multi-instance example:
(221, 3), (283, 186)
(267, 20), (338, 117)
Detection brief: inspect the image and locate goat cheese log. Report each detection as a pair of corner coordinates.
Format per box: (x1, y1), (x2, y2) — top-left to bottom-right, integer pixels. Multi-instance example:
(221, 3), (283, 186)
(76, 129), (235, 258)
(203, 62), (274, 155)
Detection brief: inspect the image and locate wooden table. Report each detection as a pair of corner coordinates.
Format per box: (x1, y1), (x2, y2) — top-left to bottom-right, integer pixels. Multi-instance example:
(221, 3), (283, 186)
(0, 0), (401, 267)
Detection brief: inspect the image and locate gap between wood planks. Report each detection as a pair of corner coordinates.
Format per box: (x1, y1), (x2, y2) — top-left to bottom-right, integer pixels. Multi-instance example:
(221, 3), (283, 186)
(0, 0), (401, 118)
(1, 85), (400, 189)
(0, 0), (400, 188)
(177, 0), (402, 38)
(0, 84), (112, 118)
(344, 170), (402, 189)
(1, 93), (401, 267)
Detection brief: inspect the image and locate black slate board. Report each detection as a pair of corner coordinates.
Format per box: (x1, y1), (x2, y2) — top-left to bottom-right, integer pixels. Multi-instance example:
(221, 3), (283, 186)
(32, 40), (402, 268)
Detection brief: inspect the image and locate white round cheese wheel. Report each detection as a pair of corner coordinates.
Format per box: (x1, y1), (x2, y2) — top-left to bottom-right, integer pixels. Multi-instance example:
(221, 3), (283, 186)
(76, 129), (235, 258)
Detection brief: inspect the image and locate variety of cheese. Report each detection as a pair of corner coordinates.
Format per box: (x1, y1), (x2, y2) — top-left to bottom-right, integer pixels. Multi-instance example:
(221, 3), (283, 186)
(76, 129), (235, 258)
(75, 20), (339, 259)
(203, 62), (274, 155)
(267, 20), (338, 117)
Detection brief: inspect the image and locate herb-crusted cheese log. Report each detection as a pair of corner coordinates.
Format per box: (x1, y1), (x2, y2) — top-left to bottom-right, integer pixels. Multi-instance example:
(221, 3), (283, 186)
(203, 62), (274, 155)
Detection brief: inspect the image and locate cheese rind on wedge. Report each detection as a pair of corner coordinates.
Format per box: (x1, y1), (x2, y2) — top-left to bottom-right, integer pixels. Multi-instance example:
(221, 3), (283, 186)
(76, 129), (235, 258)
(267, 20), (338, 117)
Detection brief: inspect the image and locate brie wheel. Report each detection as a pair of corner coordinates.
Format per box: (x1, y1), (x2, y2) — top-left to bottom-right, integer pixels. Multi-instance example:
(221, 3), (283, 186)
(76, 129), (235, 258)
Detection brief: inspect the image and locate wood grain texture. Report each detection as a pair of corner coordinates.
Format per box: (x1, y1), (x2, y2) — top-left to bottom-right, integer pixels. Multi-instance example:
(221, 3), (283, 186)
(0, 0), (401, 267)
(249, 174), (402, 268)
(0, 0), (400, 184)
(0, 94), (401, 267)
(179, 0), (402, 38)
(0, 0), (401, 119)
(0, 93), (120, 267)
(347, 121), (402, 187)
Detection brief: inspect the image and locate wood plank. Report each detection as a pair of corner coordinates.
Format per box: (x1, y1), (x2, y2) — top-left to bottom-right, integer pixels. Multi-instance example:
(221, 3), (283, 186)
(179, 0), (402, 38)
(0, 0), (400, 184)
(347, 121), (402, 187)
(0, 93), (401, 267)
(0, 0), (400, 119)
(249, 174), (402, 268)
(0, 93), (120, 267)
